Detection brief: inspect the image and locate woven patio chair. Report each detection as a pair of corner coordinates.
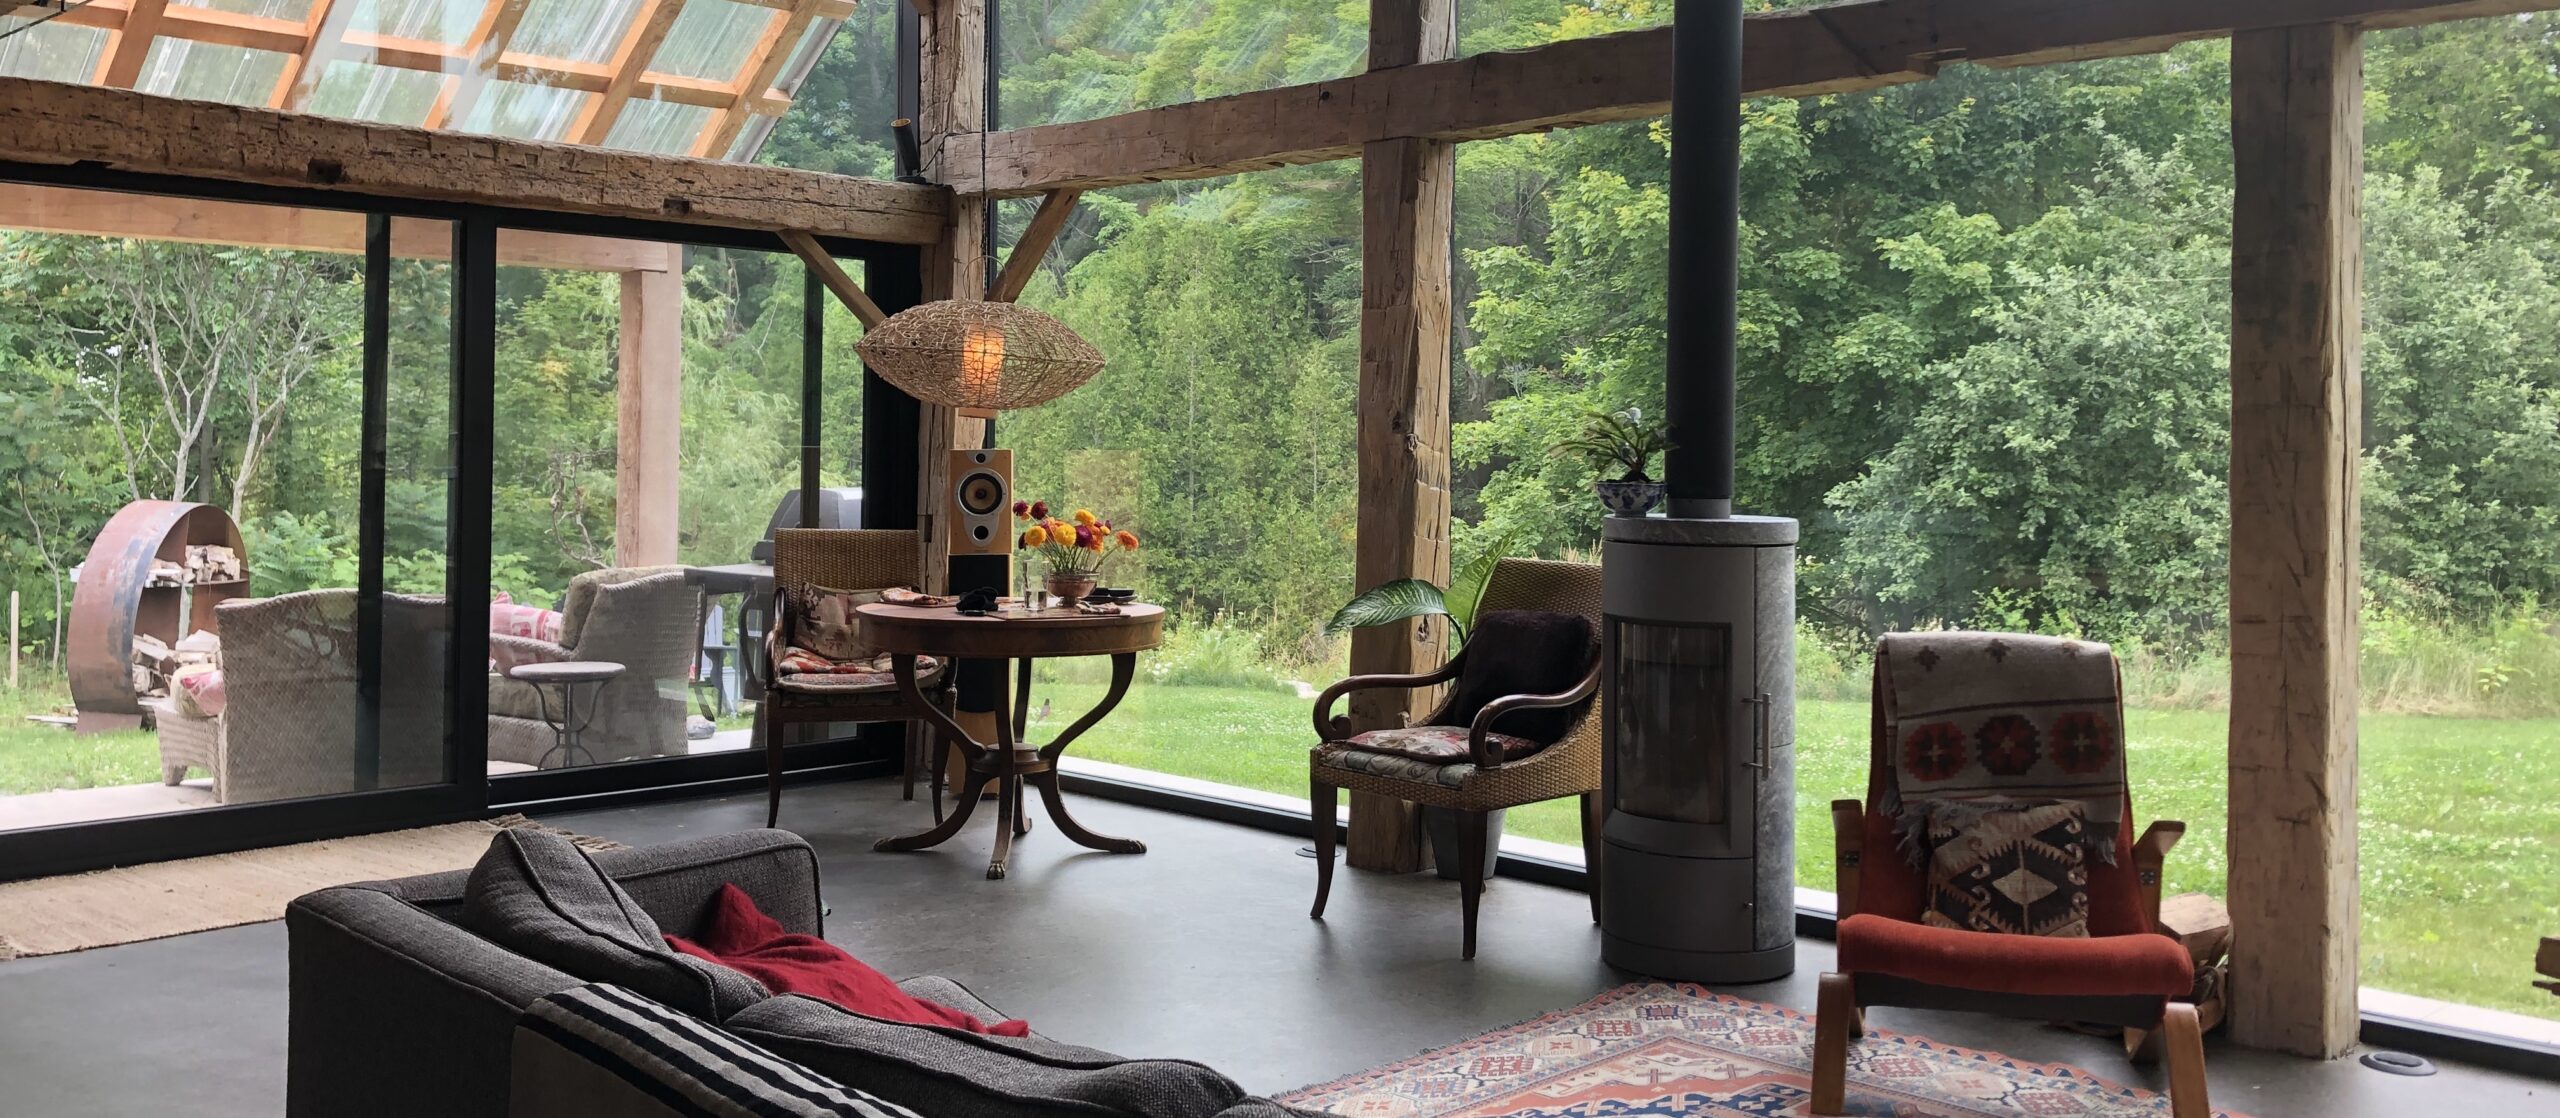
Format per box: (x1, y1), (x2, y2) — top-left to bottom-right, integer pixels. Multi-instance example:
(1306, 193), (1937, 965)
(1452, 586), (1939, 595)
(488, 566), (702, 768)
(148, 588), (448, 804)
(1812, 632), (2204, 1117)
(1307, 557), (1604, 959)
(752, 529), (952, 829)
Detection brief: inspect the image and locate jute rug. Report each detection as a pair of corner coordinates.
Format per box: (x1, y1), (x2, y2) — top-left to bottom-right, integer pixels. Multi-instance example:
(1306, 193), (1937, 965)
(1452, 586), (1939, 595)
(1281, 982), (2245, 1118)
(0, 814), (622, 960)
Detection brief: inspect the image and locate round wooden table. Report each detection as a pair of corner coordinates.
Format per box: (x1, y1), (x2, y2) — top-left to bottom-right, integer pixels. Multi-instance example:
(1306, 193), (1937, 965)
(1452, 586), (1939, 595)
(857, 601), (1164, 879)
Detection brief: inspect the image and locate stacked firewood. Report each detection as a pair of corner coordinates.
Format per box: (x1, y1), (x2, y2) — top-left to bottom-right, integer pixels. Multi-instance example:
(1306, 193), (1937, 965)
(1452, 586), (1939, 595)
(129, 629), (220, 699)
(2158, 893), (2233, 1032)
(144, 545), (242, 587)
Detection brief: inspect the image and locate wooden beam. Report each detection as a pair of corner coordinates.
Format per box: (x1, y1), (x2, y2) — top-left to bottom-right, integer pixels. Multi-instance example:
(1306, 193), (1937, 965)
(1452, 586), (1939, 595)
(1343, 0), (1455, 877)
(273, 0), (350, 110)
(780, 230), (887, 329)
(2226, 20), (2364, 1060)
(694, 0), (826, 159)
(93, 0), (168, 89)
(0, 77), (948, 244)
(573, 0), (687, 145)
(913, 0), (988, 590)
(0, 182), (676, 271)
(939, 0), (2560, 196)
(985, 188), (1080, 302)
(615, 244), (686, 566)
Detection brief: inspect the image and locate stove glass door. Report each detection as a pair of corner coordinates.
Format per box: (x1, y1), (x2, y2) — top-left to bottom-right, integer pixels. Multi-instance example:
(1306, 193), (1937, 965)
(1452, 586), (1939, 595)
(1611, 620), (1731, 825)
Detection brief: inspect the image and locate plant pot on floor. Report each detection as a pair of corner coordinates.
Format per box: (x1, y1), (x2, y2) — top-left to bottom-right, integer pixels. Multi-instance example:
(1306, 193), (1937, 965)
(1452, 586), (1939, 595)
(1593, 479), (1666, 517)
(1421, 805), (1505, 881)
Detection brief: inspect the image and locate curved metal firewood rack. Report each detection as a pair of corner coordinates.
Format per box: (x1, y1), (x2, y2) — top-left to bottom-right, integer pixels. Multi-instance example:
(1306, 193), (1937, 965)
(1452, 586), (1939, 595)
(66, 500), (250, 734)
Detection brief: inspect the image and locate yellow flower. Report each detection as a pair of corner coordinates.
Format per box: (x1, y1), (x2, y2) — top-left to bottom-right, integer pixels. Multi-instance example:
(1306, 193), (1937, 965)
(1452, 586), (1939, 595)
(1073, 508), (1098, 526)
(1048, 519), (1074, 541)
(1022, 525), (1048, 548)
(1114, 530), (1139, 551)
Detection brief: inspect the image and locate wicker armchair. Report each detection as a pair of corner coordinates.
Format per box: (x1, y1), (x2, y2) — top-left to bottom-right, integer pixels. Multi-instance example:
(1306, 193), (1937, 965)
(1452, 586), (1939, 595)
(151, 588), (449, 804)
(488, 567), (702, 768)
(752, 529), (952, 829)
(1308, 557), (1604, 958)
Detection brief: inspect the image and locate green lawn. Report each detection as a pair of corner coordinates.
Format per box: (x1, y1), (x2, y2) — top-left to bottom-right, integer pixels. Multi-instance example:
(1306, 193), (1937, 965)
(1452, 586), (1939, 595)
(0, 678), (160, 795)
(1028, 679), (2560, 1023)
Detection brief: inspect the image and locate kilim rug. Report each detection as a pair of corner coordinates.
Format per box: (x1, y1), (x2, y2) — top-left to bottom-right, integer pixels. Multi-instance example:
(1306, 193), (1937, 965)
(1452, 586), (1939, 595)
(1280, 983), (2244, 1118)
(0, 814), (621, 959)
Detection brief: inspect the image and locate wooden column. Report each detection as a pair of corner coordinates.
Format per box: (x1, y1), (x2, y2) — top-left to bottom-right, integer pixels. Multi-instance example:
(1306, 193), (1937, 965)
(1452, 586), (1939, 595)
(615, 244), (685, 566)
(2226, 21), (2364, 1059)
(1345, 0), (1457, 874)
(917, 0), (990, 592)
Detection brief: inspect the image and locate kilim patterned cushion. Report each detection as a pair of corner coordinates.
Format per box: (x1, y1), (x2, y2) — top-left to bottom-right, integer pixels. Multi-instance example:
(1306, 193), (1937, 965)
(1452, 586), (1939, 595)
(1920, 800), (2091, 938)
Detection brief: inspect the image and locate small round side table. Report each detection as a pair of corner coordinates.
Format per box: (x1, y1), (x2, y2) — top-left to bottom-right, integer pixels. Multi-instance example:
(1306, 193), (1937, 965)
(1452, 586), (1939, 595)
(507, 660), (626, 768)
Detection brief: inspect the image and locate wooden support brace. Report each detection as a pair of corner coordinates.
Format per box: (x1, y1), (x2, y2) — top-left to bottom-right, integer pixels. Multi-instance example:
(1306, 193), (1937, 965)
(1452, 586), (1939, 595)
(986, 188), (1082, 302)
(780, 230), (887, 330)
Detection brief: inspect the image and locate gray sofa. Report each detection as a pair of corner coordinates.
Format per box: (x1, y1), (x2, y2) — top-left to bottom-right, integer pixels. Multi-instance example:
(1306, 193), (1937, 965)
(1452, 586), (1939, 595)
(285, 829), (1313, 1118)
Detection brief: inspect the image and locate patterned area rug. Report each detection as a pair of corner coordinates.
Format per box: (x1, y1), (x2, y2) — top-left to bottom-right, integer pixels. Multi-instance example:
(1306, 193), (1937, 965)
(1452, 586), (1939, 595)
(1280, 983), (2241, 1118)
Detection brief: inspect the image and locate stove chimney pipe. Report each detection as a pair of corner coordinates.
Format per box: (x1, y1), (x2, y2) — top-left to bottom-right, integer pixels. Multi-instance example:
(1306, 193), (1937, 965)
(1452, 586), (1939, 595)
(1663, 0), (1741, 520)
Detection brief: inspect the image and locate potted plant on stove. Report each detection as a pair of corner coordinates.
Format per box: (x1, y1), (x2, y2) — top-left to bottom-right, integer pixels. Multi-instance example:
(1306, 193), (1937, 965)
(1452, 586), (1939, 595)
(1015, 500), (1138, 607)
(1556, 406), (1671, 517)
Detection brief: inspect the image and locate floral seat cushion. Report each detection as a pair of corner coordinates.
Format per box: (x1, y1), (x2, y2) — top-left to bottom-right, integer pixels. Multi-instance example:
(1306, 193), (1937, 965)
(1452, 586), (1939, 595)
(772, 649), (942, 694)
(1320, 726), (1549, 789)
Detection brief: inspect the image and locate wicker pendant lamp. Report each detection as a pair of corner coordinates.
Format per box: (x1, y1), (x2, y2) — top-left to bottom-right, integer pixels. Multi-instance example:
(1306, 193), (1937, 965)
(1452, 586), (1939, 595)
(855, 300), (1105, 416)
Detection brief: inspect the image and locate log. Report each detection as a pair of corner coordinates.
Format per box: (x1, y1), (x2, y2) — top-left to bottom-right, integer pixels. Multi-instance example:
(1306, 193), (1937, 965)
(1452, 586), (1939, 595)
(2158, 892), (2234, 966)
(940, 0), (2560, 196)
(0, 77), (947, 245)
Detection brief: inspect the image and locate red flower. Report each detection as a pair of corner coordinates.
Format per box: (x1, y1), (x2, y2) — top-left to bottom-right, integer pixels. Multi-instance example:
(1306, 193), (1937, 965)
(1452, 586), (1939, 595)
(1902, 723), (1967, 782)
(1029, 500), (1049, 520)
(2050, 711), (2115, 774)
(1974, 715), (2042, 776)
(1074, 523), (1097, 547)
(1012, 499), (1030, 519)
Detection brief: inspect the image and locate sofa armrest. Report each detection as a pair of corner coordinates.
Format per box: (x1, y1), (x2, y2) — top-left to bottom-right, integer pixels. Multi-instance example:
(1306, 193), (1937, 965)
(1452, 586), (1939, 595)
(589, 828), (824, 940)
(287, 885), (583, 1118)
(490, 633), (571, 673)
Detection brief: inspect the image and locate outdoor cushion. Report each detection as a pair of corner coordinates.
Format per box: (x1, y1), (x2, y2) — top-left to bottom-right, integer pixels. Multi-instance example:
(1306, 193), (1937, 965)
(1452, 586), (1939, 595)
(1337, 725), (1546, 766)
(727, 994), (1256, 1118)
(667, 884), (1028, 1037)
(773, 654), (946, 695)
(1441, 609), (1595, 744)
(1317, 745), (1471, 789)
(172, 664), (226, 718)
(490, 593), (566, 673)
(794, 585), (884, 662)
(1835, 913), (2192, 998)
(460, 828), (770, 1021)
(1919, 800), (2091, 938)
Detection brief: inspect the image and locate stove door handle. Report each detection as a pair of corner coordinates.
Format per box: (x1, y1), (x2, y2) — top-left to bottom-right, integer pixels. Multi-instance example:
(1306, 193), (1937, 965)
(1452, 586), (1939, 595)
(1742, 690), (1771, 772)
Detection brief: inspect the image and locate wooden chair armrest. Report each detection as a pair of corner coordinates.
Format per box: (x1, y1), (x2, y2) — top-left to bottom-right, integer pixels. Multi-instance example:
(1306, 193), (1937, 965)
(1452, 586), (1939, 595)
(758, 587), (789, 692)
(1311, 654), (1466, 740)
(1466, 661), (1601, 768)
(2135, 820), (2185, 930)
(1831, 799), (1866, 919)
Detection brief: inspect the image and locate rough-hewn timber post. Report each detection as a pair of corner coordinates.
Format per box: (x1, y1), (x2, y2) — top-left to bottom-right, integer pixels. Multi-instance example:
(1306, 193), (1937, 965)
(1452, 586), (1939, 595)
(614, 243), (685, 566)
(1345, 0), (1457, 874)
(2227, 20), (2364, 1059)
(917, 0), (990, 592)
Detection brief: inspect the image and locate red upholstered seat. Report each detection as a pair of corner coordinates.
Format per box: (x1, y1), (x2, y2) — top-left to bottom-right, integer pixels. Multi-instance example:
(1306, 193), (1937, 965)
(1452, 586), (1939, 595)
(1835, 913), (2193, 998)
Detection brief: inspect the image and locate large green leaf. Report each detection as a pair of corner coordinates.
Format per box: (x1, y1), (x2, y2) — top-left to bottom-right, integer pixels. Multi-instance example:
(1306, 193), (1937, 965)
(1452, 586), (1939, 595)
(1443, 530), (1517, 640)
(1323, 578), (1448, 637)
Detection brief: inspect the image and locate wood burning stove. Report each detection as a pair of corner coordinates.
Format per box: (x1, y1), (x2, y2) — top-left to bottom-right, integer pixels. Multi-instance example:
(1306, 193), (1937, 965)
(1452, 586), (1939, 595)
(1593, 0), (1798, 982)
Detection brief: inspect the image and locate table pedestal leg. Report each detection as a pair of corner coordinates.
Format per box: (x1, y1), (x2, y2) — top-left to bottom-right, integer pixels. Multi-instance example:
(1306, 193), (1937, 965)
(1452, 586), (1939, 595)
(1032, 771), (1146, 854)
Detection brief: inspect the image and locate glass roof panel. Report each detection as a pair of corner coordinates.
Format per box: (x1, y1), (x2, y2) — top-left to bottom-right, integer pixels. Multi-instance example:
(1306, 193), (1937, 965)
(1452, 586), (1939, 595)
(348, 0), (480, 46)
(460, 79), (592, 141)
(646, 0), (766, 82)
(602, 98), (715, 155)
(0, 16), (107, 84)
(137, 39), (293, 106)
(778, 16), (830, 86)
(307, 59), (447, 126)
(512, 0), (648, 66)
(184, 0), (320, 20)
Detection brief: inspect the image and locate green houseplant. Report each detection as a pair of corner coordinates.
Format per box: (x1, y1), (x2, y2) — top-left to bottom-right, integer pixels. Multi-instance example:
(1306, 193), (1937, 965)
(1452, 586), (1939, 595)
(1556, 407), (1671, 516)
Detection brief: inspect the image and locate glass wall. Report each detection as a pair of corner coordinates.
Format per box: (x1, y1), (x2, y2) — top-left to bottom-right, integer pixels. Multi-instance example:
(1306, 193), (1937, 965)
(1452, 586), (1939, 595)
(485, 238), (870, 772)
(2354, 15), (2560, 1031)
(0, 189), (456, 830)
(998, 164), (1360, 804)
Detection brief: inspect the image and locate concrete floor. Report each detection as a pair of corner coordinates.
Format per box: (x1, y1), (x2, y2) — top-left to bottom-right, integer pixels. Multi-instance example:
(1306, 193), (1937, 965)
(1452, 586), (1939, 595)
(0, 777), (2551, 1117)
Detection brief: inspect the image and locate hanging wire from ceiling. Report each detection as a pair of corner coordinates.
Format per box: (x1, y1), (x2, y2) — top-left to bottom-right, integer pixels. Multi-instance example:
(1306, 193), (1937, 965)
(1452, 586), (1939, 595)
(0, 0), (103, 43)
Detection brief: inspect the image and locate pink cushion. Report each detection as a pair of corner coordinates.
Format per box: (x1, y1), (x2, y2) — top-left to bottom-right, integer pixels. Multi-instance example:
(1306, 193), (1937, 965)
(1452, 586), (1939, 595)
(490, 592), (566, 672)
(174, 667), (227, 718)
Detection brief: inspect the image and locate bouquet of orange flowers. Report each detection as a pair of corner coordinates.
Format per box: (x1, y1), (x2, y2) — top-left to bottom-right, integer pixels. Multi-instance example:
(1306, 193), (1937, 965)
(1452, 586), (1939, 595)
(1015, 499), (1138, 576)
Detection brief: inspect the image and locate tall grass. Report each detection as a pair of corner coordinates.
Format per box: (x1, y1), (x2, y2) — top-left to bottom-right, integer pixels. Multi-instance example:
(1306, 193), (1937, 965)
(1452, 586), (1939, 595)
(1797, 602), (2560, 717)
(1034, 613), (1296, 692)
